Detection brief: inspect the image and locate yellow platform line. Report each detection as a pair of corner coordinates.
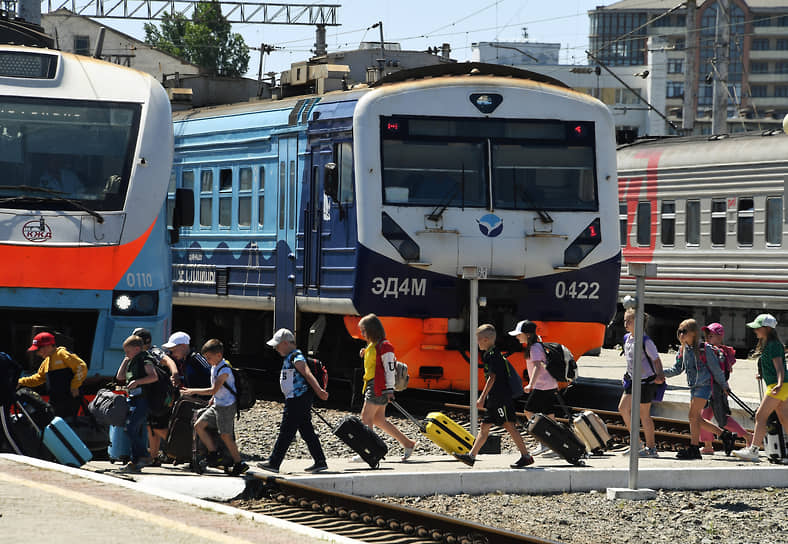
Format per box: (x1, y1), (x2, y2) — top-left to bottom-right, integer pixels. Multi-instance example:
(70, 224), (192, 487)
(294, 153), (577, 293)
(0, 471), (259, 544)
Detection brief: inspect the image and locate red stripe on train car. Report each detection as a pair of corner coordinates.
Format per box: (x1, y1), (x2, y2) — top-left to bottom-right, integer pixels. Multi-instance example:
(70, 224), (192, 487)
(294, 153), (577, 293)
(622, 275), (788, 284)
(0, 220), (155, 290)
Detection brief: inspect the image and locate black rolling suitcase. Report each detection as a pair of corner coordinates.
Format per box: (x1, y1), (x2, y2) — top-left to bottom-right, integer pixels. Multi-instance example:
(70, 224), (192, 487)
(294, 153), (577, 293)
(526, 413), (586, 465)
(164, 397), (207, 464)
(314, 411), (387, 469)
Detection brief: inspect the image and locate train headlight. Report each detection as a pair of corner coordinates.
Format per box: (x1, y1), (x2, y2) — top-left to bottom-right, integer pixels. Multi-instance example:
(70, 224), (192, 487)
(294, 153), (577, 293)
(564, 218), (602, 267)
(111, 290), (160, 316)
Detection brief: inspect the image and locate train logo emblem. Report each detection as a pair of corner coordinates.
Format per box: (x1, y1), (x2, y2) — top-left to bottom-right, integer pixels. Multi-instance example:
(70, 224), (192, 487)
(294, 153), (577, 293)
(477, 214), (503, 237)
(22, 218), (52, 243)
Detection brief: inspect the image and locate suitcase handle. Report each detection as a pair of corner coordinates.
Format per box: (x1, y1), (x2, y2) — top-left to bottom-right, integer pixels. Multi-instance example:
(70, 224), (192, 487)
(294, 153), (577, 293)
(727, 390), (756, 419)
(311, 408), (334, 430)
(553, 390), (574, 421)
(389, 401), (427, 433)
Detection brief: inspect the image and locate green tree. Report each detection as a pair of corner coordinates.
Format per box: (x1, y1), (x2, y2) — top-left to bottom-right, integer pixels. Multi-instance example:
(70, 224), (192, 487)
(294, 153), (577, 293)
(144, 1), (250, 77)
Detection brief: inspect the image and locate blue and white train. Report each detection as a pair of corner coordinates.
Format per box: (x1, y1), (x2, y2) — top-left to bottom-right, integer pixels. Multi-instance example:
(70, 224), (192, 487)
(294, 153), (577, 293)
(169, 63), (621, 390)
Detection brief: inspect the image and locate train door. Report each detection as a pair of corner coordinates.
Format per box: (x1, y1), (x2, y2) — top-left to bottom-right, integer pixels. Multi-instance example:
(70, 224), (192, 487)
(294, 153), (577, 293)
(304, 146), (325, 292)
(274, 136), (298, 331)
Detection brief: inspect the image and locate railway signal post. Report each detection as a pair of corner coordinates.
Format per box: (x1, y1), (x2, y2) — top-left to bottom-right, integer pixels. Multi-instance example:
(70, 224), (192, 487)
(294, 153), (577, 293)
(463, 265), (484, 436)
(608, 262), (657, 501)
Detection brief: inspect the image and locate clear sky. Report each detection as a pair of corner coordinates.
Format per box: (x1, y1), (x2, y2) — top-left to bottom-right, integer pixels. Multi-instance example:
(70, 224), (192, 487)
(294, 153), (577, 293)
(97, 0), (610, 77)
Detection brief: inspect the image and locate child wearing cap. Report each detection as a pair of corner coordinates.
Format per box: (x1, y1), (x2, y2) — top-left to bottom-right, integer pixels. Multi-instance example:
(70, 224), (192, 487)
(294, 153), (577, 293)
(18, 332), (87, 419)
(700, 322), (751, 454)
(733, 314), (788, 461)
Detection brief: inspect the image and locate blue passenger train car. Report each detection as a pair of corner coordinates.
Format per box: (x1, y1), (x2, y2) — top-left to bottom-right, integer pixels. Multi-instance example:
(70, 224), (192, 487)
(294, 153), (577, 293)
(169, 63), (621, 390)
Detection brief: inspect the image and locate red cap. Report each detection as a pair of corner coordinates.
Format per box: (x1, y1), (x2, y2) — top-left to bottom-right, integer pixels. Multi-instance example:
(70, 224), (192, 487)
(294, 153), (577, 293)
(28, 332), (55, 351)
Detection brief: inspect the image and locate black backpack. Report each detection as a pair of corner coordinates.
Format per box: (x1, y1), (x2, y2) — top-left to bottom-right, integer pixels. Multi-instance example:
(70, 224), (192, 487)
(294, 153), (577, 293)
(306, 357), (328, 390)
(147, 361), (178, 417)
(540, 342), (577, 389)
(220, 363), (256, 414)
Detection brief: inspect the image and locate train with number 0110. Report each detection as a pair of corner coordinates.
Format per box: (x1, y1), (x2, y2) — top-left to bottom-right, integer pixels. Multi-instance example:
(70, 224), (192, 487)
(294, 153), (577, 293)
(169, 63), (621, 390)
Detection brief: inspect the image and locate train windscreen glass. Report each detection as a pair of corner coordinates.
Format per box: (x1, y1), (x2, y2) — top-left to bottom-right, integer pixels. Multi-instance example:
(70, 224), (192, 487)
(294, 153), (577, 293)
(381, 116), (597, 211)
(0, 96), (141, 212)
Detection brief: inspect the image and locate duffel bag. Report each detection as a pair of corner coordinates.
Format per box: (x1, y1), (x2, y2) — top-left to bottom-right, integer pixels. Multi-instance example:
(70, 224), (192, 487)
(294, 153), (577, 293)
(88, 388), (128, 427)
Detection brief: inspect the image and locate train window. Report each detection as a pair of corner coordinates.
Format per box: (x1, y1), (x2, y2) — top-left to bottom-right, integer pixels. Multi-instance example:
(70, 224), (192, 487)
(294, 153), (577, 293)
(264, 166), (265, 227)
(182, 171), (194, 191)
(239, 168), (252, 191)
(636, 201), (651, 246)
(711, 198), (726, 246)
(382, 140), (486, 207)
(661, 201), (675, 246)
(766, 197), (783, 245)
(686, 200), (700, 245)
(200, 170), (213, 193)
(219, 197), (231, 227)
(289, 160), (296, 230)
(337, 142), (354, 203)
(737, 197), (754, 246)
(200, 197), (211, 227)
(219, 169), (232, 192)
(312, 165), (320, 232)
(238, 197), (251, 227)
(278, 162), (286, 230)
(619, 201), (627, 247)
(492, 144), (597, 211)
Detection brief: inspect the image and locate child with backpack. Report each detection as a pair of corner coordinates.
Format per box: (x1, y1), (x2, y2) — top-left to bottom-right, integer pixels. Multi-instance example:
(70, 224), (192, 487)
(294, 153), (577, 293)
(617, 309), (665, 458)
(181, 339), (248, 476)
(455, 324), (534, 469)
(509, 320), (558, 456)
(699, 322), (752, 454)
(733, 314), (788, 461)
(664, 319), (737, 459)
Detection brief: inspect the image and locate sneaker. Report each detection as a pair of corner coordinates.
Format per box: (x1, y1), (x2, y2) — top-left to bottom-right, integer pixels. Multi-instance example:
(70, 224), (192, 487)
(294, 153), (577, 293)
(256, 460), (279, 473)
(230, 462), (249, 476)
(304, 462), (328, 473)
(733, 444), (760, 462)
(531, 444), (550, 456)
(675, 445), (702, 460)
(638, 447), (658, 458)
(454, 453), (475, 467)
(510, 454), (535, 468)
(350, 455), (364, 463)
(700, 447), (715, 455)
(720, 430), (737, 457)
(401, 442), (417, 462)
(119, 461), (140, 473)
(542, 450), (560, 459)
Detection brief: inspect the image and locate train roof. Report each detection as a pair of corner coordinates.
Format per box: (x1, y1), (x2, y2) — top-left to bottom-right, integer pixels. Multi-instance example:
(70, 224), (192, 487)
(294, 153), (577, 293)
(617, 129), (788, 170)
(370, 62), (569, 89)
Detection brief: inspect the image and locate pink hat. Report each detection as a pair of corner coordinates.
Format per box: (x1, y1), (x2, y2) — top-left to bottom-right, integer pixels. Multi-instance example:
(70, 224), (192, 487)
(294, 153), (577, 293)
(702, 322), (724, 337)
(28, 332), (56, 351)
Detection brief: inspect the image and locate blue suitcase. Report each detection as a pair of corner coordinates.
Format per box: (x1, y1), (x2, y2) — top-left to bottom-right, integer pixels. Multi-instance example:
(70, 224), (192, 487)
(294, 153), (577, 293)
(108, 424), (131, 463)
(42, 416), (92, 467)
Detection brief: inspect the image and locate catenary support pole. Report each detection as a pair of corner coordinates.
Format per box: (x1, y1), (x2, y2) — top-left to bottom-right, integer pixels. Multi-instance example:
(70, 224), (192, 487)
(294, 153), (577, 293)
(469, 276), (479, 436)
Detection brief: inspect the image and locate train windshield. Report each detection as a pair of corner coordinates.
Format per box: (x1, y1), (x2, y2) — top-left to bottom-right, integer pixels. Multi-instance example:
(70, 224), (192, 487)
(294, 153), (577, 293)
(0, 96), (141, 212)
(380, 116), (597, 211)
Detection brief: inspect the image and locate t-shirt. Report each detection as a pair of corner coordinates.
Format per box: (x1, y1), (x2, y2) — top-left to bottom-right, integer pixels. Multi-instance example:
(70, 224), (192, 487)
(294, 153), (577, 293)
(623, 333), (661, 382)
(126, 351), (155, 397)
(280, 349), (309, 399)
(482, 347), (511, 404)
(212, 361), (236, 407)
(362, 342), (376, 389)
(759, 339), (787, 386)
(177, 352), (212, 388)
(526, 343), (558, 391)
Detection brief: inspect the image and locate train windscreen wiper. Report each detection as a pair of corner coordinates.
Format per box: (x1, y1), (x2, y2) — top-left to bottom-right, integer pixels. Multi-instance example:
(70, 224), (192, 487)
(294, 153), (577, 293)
(0, 194), (105, 223)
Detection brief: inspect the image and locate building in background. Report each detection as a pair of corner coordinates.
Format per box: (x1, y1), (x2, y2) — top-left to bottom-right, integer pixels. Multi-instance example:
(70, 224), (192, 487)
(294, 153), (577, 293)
(471, 40), (560, 65)
(589, 0), (788, 134)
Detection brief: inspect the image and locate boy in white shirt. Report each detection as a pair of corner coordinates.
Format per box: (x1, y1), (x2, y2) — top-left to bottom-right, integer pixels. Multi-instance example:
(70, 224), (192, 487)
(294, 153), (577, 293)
(182, 339), (248, 476)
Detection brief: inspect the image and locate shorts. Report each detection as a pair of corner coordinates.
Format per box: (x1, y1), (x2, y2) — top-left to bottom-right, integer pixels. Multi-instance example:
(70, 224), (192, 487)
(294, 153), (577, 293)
(195, 403), (236, 436)
(691, 384), (713, 400)
(524, 388), (558, 414)
(482, 400), (517, 426)
(363, 381), (389, 406)
(766, 383), (788, 402)
(148, 409), (170, 430)
(624, 381), (659, 404)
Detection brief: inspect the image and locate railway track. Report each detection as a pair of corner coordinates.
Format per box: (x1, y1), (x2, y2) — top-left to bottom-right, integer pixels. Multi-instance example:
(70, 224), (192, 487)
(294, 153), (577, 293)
(234, 474), (560, 544)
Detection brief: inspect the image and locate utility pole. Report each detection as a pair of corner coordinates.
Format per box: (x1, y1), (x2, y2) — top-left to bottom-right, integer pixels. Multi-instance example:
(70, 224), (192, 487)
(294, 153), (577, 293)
(712, 0), (730, 134)
(682, 0), (698, 135)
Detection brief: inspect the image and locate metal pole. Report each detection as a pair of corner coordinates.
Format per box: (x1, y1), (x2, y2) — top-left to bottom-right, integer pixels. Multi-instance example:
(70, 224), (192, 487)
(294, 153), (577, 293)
(712, 0), (730, 135)
(626, 262), (657, 490)
(683, 0), (698, 134)
(469, 277), (479, 436)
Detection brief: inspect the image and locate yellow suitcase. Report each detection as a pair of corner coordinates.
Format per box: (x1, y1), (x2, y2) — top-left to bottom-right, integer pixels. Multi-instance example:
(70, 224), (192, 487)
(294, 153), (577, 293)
(391, 401), (474, 455)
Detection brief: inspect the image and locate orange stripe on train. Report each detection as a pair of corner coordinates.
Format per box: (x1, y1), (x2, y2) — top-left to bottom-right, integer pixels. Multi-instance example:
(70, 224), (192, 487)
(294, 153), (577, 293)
(0, 221), (155, 291)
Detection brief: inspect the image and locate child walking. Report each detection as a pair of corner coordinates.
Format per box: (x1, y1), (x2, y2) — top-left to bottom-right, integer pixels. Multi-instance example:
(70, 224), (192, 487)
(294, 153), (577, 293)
(181, 339), (249, 476)
(664, 319), (736, 459)
(455, 324), (533, 468)
(700, 322), (752, 454)
(733, 314), (788, 461)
